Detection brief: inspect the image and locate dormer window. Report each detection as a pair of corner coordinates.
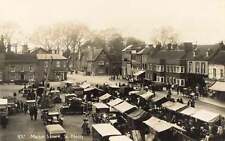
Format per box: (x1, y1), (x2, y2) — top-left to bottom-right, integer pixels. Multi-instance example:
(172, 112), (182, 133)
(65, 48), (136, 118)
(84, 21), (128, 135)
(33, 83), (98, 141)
(193, 50), (196, 57)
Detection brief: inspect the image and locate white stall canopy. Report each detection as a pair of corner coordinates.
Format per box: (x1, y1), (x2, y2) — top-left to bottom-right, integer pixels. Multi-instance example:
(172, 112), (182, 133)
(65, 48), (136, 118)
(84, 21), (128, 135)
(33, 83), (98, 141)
(92, 123), (121, 137)
(191, 110), (220, 123)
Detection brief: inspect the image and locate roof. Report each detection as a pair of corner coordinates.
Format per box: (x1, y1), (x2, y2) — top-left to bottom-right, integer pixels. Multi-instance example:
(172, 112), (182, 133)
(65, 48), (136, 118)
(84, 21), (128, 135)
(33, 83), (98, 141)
(5, 53), (37, 63)
(87, 48), (109, 61)
(162, 101), (187, 112)
(209, 81), (225, 92)
(113, 101), (136, 113)
(209, 50), (225, 65)
(36, 54), (67, 60)
(107, 98), (123, 107)
(191, 110), (220, 123)
(0, 98), (8, 105)
(133, 70), (145, 76)
(99, 93), (112, 101)
(122, 45), (133, 52)
(92, 103), (109, 109)
(187, 44), (220, 61)
(148, 50), (186, 65)
(80, 82), (91, 89)
(180, 107), (198, 116)
(92, 124), (121, 137)
(127, 108), (150, 121)
(140, 91), (154, 100)
(31, 47), (48, 54)
(143, 117), (173, 132)
(109, 135), (133, 141)
(48, 112), (60, 116)
(46, 124), (66, 135)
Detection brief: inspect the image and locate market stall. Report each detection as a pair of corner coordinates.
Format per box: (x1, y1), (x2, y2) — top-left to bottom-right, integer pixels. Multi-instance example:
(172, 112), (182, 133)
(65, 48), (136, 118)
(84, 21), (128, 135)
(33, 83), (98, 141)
(92, 123), (121, 141)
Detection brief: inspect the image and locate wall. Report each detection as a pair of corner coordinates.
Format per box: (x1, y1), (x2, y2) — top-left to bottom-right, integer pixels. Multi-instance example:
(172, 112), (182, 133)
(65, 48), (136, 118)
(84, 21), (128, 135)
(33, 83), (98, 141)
(209, 64), (225, 80)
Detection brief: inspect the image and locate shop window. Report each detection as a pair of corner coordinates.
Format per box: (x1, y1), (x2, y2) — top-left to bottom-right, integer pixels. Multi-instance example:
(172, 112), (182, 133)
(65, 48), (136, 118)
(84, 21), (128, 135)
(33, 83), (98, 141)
(56, 61), (61, 67)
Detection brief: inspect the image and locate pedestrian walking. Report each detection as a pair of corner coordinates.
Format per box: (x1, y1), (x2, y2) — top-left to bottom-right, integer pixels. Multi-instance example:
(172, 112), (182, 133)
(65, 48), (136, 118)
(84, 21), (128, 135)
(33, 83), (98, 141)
(33, 106), (38, 120)
(29, 106), (34, 120)
(24, 103), (28, 114)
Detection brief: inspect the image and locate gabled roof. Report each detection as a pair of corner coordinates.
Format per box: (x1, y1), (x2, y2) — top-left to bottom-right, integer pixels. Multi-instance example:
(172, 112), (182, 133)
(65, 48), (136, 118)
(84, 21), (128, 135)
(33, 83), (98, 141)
(209, 50), (225, 65)
(5, 53), (37, 63)
(186, 44), (220, 61)
(87, 48), (110, 62)
(30, 47), (48, 54)
(36, 54), (67, 60)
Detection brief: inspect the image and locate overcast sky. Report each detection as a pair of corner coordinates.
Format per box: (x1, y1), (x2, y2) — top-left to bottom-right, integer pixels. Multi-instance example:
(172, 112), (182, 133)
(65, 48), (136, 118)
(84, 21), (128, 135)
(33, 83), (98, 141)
(0, 0), (225, 44)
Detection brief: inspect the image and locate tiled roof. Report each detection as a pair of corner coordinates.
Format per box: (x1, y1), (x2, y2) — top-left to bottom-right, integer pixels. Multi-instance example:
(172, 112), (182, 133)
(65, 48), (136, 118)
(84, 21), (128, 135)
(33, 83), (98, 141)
(186, 44), (220, 61)
(36, 54), (67, 60)
(209, 50), (225, 65)
(148, 49), (186, 64)
(5, 53), (37, 63)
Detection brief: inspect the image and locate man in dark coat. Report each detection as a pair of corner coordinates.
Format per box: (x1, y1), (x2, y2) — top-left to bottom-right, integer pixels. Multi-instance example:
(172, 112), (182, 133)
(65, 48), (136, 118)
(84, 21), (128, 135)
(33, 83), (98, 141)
(33, 107), (38, 120)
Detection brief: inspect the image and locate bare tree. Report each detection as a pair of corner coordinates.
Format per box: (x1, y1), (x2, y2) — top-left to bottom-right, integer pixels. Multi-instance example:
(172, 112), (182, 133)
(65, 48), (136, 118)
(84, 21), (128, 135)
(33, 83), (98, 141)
(151, 26), (179, 46)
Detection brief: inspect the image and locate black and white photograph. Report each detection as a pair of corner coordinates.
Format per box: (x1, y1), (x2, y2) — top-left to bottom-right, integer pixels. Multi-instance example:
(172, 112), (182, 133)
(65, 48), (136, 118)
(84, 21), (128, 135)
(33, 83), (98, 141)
(0, 0), (225, 141)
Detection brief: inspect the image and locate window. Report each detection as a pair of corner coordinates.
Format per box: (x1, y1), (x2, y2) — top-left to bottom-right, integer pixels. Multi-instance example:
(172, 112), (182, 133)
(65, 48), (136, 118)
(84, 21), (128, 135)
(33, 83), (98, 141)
(189, 62), (192, 73)
(220, 69), (224, 78)
(98, 61), (104, 65)
(161, 77), (164, 83)
(213, 68), (216, 78)
(176, 66), (180, 73)
(166, 65), (169, 72)
(201, 63), (205, 74)
(29, 65), (33, 72)
(181, 66), (185, 73)
(10, 65), (15, 72)
(180, 79), (185, 86)
(21, 66), (24, 72)
(196, 62), (200, 73)
(56, 61), (60, 67)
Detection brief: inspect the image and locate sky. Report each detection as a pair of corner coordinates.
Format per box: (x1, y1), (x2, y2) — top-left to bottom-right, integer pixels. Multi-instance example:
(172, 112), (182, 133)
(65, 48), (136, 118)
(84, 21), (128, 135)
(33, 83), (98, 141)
(0, 0), (225, 44)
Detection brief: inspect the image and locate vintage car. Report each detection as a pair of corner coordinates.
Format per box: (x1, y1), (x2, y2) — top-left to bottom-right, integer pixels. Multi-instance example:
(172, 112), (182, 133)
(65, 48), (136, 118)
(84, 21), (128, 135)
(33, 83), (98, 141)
(64, 94), (76, 104)
(92, 103), (110, 123)
(48, 90), (62, 104)
(45, 124), (66, 141)
(60, 98), (84, 115)
(44, 112), (64, 126)
(0, 98), (8, 128)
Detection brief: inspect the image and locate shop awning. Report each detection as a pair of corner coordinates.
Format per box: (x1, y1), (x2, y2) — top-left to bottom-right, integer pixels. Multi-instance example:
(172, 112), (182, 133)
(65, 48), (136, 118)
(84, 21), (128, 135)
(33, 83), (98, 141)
(107, 98), (123, 107)
(140, 91), (154, 100)
(133, 70), (145, 76)
(80, 82), (91, 89)
(151, 95), (166, 103)
(180, 107), (198, 116)
(191, 110), (220, 123)
(144, 117), (185, 133)
(108, 84), (120, 89)
(209, 81), (225, 92)
(99, 93), (112, 101)
(109, 135), (133, 141)
(92, 123), (121, 137)
(143, 117), (173, 133)
(92, 103), (109, 109)
(162, 101), (188, 112)
(129, 91), (141, 95)
(113, 101), (136, 114)
(0, 98), (8, 105)
(127, 108), (150, 121)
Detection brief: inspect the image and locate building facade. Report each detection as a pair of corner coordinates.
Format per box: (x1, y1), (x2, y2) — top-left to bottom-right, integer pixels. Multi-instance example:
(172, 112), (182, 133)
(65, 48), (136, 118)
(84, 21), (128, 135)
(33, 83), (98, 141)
(36, 54), (68, 82)
(87, 49), (111, 75)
